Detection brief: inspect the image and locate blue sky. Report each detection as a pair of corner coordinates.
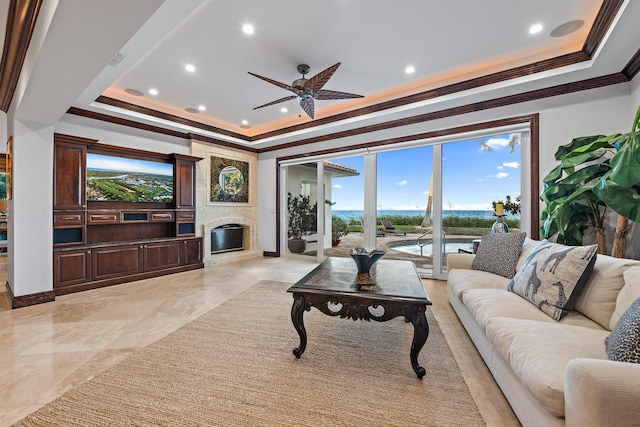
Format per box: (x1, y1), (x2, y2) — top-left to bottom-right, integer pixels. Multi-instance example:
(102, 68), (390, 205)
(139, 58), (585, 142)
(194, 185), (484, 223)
(87, 153), (173, 176)
(328, 133), (521, 211)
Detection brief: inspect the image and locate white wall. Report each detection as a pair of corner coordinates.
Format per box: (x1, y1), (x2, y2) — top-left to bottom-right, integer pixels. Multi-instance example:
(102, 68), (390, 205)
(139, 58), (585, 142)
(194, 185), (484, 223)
(258, 84), (633, 253)
(56, 115), (190, 155)
(631, 75), (640, 118)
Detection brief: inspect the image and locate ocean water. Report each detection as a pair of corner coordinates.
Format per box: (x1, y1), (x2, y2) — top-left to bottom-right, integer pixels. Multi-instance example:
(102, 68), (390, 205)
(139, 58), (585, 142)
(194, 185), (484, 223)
(333, 209), (519, 221)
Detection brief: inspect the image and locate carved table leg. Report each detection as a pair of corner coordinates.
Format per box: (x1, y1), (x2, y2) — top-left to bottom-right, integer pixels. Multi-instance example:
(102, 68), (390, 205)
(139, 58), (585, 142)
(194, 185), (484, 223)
(409, 304), (429, 379)
(291, 293), (308, 358)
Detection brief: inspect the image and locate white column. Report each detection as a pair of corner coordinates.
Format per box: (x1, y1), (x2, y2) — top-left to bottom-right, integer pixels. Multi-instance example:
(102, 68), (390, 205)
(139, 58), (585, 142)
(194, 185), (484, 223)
(7, 121), (54, 297)
(363, 152), (377, 252)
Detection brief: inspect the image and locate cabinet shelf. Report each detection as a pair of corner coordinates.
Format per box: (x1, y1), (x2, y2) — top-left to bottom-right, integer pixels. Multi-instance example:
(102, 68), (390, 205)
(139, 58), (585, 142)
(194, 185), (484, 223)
(53, 134), (203, 295)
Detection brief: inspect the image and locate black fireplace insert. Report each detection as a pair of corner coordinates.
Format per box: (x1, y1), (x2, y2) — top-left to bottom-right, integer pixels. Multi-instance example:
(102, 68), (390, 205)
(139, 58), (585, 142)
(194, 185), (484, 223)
(211, 224), (245, 254)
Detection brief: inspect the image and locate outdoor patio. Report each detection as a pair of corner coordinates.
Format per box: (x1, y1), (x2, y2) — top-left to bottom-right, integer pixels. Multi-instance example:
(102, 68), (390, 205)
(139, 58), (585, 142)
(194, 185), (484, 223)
(302, 230), (478, 271)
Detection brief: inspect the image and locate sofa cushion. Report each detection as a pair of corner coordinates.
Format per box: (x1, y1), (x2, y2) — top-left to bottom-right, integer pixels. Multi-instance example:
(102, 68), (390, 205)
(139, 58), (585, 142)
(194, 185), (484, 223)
(486, 317), (609, 417)
(461, 288), (605, 333)
(447, 269), (511, 301)
(508, 241), (598, 320)
(610, 266), (640, 330)
(462, 289), (555, 332)
(606, 297), (640, 363)
(471, 232), (526, 278)
(574, 256), (640, 329)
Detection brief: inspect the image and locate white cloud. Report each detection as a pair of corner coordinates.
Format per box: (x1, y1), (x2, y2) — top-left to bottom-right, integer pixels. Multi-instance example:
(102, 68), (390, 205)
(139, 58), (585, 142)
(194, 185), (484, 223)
(333, 184), (342, 189)
(397, 180), (408, 186)
(477, 178), (483, 182)
(422, 189), (429, 195)
(480, 137), (510, 151)
(503, 161), (519, 169)
(495, 172), (509, 179)
(497, 165), (504, 169)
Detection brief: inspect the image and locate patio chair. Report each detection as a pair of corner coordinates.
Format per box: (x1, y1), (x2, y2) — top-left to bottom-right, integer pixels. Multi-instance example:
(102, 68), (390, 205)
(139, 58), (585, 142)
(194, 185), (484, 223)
(380, 219), (406, 236)
(361, 220), (386, 236)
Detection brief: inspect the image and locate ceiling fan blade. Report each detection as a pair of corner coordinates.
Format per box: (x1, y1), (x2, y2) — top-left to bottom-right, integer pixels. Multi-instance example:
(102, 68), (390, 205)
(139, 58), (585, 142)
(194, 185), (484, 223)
(253, 95), (297, 110)
(315, 90), (364, 100)
(248, 72), (296, 93)
(300, 98), (315, 119)
(306, 62), (341, 92)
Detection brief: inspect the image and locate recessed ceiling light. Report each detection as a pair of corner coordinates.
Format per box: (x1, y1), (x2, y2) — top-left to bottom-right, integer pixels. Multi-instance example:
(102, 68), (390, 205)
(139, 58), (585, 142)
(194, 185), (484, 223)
(242, 24), (254, 35)
(241, 120), (249, 125)
(124, 88), (144, 96)
(405, 65), (416, 74)
(185, 64), (196, 72)
(185, 107), (199, 114)
(280, 107), (288, 113)
(529, 23), (543, 34)
(198, 105), (206, 111)
(148, 88), (158, 96)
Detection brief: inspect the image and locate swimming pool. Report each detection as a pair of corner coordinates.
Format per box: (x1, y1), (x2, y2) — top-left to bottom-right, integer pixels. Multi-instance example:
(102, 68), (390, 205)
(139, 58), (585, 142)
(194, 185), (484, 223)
(388, 240), (473, 256)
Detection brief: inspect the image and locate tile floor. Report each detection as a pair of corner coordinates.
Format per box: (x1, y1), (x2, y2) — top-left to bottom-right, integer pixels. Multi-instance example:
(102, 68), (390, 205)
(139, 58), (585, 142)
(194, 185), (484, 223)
(0, 256), (519, 426)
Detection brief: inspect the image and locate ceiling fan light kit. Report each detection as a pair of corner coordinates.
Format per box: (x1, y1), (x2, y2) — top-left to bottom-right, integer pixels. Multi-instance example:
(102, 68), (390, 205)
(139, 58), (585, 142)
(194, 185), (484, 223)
(248, 62), (364, 119)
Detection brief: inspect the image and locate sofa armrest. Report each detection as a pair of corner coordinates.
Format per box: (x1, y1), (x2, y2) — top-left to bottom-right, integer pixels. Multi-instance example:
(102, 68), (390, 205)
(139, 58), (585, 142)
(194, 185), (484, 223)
(565, 358), (640, 427)
(447, 253), (475, 271)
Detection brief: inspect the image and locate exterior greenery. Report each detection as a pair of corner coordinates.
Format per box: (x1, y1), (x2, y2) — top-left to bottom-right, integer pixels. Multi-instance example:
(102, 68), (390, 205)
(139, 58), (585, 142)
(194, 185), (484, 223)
(331, 215), (350, 239)
(287, 193), (317, 239)
(345, 214), (520, 236)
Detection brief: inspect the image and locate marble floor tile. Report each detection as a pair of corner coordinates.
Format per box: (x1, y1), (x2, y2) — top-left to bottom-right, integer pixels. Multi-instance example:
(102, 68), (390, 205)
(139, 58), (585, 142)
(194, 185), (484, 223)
(0, 256), (518, 426)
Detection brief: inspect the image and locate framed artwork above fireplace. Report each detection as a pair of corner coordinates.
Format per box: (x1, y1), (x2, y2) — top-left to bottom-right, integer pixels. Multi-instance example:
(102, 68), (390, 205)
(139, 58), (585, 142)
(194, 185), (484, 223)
(210, 155), (249, 203)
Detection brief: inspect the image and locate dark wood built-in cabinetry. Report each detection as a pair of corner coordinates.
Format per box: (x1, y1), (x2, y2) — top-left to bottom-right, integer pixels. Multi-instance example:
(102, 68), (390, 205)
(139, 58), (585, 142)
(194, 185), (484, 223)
(53, 134), (204, 295)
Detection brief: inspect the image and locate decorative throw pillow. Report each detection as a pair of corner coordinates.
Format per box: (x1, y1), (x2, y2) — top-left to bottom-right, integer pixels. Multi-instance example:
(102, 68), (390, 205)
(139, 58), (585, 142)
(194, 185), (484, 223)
(606, 297), (640, 363)
(471, 232), (526, 279)
(508, 241), (598, 320)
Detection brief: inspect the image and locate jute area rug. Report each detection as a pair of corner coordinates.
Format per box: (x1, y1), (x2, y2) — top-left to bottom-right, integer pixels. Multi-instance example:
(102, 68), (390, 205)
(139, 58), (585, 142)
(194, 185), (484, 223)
(14, 281), (485, 427)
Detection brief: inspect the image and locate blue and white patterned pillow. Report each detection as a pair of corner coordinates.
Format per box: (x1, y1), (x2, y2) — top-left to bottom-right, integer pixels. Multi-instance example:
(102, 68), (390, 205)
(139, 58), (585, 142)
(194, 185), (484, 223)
(508, 241), (598, 320)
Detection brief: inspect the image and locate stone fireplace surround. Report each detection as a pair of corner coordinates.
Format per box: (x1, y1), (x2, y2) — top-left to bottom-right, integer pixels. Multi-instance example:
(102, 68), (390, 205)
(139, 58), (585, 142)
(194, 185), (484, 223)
(203, 217), (260, 264)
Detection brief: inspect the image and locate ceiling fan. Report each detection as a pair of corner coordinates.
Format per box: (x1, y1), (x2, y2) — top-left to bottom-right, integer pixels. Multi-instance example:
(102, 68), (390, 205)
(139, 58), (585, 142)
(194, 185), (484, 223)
(248, 62), (364, 119)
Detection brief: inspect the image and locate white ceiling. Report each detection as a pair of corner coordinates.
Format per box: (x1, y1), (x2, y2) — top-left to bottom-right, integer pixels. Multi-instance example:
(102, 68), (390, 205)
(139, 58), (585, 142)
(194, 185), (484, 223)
(8, 0), (640, 149)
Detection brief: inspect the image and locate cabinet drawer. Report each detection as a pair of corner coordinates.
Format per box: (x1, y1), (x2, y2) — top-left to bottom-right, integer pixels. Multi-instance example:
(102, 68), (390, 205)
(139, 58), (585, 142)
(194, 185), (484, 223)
(176, 211), (195, 221)
(87, 212), (120, 224)
(54, 212), (85, 226)
(150, 211), (175, 222)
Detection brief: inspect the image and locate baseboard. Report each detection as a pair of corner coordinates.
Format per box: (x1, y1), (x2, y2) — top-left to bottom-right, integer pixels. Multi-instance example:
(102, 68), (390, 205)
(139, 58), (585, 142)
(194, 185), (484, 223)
(263, 251), (279, 257)
(5, 281), (56, 309)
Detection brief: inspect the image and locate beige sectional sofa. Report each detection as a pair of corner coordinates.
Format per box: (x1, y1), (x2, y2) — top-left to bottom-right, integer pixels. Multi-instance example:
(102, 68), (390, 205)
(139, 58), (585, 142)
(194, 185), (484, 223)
(447, 238), (640, 427)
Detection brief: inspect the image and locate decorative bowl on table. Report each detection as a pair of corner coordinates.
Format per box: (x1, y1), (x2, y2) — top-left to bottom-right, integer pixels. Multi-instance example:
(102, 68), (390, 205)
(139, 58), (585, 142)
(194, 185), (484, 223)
(350, 248), (386, 286)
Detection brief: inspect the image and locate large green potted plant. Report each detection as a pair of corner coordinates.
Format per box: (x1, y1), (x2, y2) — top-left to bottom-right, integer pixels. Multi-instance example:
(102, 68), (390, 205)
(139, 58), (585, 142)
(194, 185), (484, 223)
(287, 193), (316, 253)
(540, 105), (640, 257)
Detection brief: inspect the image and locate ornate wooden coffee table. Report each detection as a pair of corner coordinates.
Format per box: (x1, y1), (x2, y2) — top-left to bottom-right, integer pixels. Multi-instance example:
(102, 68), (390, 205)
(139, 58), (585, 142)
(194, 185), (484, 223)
(287, 257), (432, 378)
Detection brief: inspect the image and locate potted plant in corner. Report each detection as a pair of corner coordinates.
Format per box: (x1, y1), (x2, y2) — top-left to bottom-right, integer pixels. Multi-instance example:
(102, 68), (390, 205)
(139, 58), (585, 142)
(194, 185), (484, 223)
(540, 105), (640, 257)
(331, 215), (349, 246)
(287, 193), (315, 253)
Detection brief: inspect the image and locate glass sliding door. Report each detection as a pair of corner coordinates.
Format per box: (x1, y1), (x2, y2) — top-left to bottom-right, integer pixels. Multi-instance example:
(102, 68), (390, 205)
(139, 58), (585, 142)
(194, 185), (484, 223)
(376, 145), (434, 274)
(320, 155), (364, 258)
(283, 163), (320, 259)
(438, 132), (522, 275)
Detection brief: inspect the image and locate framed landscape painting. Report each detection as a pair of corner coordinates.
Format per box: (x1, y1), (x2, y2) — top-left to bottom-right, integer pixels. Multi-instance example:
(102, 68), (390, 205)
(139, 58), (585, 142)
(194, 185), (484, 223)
(210, 156), (249, 203)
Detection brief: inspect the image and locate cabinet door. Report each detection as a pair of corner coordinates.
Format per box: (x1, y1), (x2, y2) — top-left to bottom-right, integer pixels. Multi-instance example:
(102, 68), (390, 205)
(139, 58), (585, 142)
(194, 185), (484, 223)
(53, 141), (86, 209)
(145, 241), (183, 271)
(176, 160), (195, 208)
(54, 249), (91, 288)
(183, 238), (203, 265)
(91, 244), (144, 281)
